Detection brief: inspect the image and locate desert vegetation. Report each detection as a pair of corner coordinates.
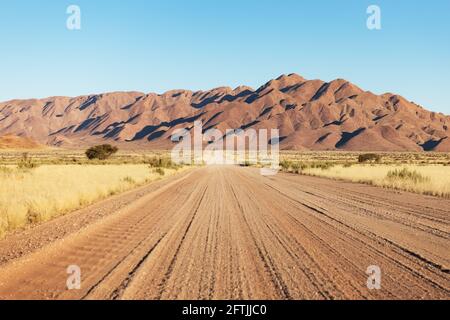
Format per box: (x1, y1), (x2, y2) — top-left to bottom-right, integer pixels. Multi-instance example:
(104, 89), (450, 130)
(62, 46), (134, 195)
(1, 164), (449, 300)
(1, 149), (449, 237)
(278, 152), (450, 198)
(0, 149), (176, 166)
(358, 153), (382, 163)
(0, 152), (187, 237)
(85, 144), (118, 160)
(301, 164), (450, 197)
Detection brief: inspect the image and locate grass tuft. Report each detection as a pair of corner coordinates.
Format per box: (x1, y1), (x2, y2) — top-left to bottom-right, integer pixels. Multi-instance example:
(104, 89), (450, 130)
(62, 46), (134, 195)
(153, 168), (165, 176)
(386, 168), (429, 183)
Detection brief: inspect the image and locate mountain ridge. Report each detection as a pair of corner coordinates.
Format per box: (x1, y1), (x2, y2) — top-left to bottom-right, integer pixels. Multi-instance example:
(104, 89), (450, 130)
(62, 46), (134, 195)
(1, 73), (449, 151)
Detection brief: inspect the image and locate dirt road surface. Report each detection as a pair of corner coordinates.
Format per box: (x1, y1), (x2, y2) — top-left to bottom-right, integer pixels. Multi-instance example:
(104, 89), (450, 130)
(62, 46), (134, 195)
(0, 166), (448, 300)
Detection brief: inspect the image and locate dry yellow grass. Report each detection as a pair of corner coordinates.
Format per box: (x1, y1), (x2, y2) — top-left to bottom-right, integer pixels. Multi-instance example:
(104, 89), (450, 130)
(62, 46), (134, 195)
(302, 164), (450, 198)
(0, 164), (182, 237)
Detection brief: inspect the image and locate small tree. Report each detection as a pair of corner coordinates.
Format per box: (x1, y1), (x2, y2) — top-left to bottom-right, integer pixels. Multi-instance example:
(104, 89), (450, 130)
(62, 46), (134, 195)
(358, 153), (381, 163)
(85, 144), (118, 160)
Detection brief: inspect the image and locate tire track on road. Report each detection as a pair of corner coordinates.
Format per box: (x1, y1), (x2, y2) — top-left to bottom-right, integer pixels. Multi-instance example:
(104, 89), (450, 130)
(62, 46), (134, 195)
(0, 166), (448, 300)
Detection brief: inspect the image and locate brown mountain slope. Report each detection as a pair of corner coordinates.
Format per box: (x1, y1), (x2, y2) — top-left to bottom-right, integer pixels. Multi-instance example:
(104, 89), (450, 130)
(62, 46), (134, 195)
(0, 74), (449, 151)
(0, 135), (43, 149)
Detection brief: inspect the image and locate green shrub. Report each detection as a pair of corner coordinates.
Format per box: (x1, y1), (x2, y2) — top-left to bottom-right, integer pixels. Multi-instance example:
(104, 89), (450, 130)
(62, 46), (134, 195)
(146, 156), (176, 169)
(17, 153), (39, 170)
(153, 168), (165, 176)
(0, 166), (14, 175)
(290, 162), (301, 174)
(122, 176), (136, 184)
(240, 161), (252, 167)
(85, 144), (118, 160)
(358, 153), (381, 163)
(308, 161), (334, 170)
(280, 160), (292, 171)
(343, 162), (353, 168)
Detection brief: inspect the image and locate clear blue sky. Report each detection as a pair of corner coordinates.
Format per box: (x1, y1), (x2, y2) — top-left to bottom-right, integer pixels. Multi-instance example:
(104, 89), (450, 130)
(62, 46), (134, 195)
(0, 0), (449, 114)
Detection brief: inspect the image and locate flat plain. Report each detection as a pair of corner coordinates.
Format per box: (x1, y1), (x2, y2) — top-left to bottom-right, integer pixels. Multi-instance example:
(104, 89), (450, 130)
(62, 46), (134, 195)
(0, 160), (448, 300)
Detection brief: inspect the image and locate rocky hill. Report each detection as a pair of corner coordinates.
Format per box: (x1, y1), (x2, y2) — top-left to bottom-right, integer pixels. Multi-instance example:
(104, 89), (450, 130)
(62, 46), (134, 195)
(1, 74), (448, 151)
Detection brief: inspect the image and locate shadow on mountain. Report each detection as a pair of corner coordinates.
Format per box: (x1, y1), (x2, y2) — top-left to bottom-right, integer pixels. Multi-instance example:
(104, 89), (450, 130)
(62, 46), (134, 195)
(148, 130), (167, 141)
(75, 115), (108, 133)
(49, 125), (76, 136)
(259, 107), (273, 117)
(220, 90), (253, 103)
(130, 112), (205, 141)
(245, 89), (274, 104)
(79, 96), (99, 111)
(104, 126), (124, 139)
(421, 138), (446, 151)
(241, 120), (260, 130)
(373, 114), (387, 122)
(218, 120), (261, 141)
(269, 136), (286, 145)
(311, 83), (330, 101)
(324, 119), (346, 127)
(121, 96), (144, 110)
(285, 104), (297, 111)
(204, 111), (223, 127)
(280, 82), (306, 93)
(202, 124), (217, 133)
(316, 132), (332, 143)
(335, 127), (366, 148)
(191, 94), (223, 109)
(93, 114), (142, 137)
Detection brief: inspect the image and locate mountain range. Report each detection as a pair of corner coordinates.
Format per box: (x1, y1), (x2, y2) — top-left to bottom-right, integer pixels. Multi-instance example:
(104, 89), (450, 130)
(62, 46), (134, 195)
(1, 73), (449, 151)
